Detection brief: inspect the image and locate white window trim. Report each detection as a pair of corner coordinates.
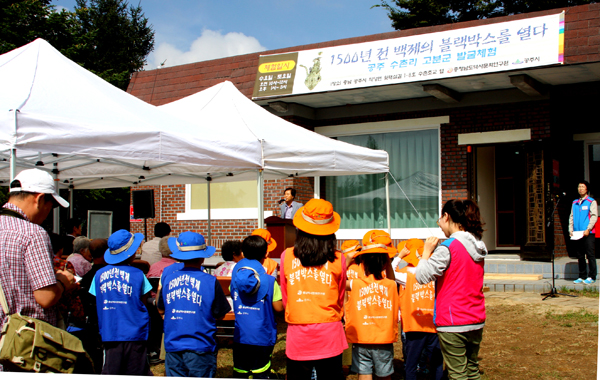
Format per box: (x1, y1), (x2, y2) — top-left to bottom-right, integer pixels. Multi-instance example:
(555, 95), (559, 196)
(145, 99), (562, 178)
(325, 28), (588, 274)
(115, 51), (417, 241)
(575, 133), (600, 183)
(177, 184), (273, 221)
(316, 116), (447, 240)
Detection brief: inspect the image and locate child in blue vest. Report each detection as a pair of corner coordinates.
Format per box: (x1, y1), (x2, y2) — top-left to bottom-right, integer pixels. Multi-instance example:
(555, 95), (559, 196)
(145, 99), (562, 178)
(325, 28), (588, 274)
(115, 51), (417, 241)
(89, 229), (153, 375)
(158, 231), (231, 377)
(230, 235), (284, 378)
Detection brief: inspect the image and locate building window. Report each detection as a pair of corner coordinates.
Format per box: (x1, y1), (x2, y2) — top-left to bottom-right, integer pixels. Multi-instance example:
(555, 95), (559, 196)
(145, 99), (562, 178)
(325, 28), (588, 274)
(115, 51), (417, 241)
(178, 180), (272, 220)
(317, 117), (445, 239)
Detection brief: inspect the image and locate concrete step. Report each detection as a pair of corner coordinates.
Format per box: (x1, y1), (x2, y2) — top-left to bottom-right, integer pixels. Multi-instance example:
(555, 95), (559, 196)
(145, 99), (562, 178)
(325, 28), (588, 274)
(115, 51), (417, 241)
(484, 274), (542, 280)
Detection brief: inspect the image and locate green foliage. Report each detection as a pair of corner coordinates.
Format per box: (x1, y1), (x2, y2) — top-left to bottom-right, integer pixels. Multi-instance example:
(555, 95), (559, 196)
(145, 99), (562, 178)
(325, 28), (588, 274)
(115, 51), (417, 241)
(545, 308), (598, 323)
(0, 0), (77, 54)
(70, 0), (155, 89)
(0, 0), (154, 89)
(373, 0), (597, 30)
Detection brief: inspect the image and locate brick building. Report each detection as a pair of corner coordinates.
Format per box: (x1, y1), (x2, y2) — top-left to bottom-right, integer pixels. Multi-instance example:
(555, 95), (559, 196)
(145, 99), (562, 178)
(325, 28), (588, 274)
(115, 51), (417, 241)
(127, 4), (600, 259)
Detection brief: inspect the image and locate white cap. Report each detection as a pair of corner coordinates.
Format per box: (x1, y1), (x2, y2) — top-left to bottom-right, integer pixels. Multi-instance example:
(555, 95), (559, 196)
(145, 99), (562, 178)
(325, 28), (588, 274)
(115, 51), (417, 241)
(10, 169), (69, 208)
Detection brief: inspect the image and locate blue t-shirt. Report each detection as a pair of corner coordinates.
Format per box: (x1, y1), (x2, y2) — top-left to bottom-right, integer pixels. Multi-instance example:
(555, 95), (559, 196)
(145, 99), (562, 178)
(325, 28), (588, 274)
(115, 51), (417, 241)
(231, 273), (278, 347)
(160, 267), (231, 353)
(90, 265), (152, 342)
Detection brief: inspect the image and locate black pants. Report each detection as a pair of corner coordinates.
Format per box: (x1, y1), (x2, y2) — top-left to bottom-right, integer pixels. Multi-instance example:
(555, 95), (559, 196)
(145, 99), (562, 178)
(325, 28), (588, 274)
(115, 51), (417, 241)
(102, 341), (152, 375)
(404, 331), (444, 380)
(286, 353), (344, 380)
(576, 234), (596, 280)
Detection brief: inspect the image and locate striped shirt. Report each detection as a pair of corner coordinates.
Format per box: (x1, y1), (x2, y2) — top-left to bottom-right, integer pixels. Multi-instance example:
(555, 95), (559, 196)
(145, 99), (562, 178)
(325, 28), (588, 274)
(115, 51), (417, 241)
(0, 203), (58, 330)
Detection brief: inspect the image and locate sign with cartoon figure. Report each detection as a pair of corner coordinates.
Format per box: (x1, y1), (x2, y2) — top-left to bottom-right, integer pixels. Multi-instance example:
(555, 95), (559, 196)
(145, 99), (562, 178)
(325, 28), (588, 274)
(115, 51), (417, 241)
(252, 12), (563, 99)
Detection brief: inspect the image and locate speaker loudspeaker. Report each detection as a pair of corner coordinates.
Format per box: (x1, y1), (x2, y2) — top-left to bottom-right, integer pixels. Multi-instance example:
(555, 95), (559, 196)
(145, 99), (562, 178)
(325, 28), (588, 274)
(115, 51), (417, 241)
(132, 190), (155, 219)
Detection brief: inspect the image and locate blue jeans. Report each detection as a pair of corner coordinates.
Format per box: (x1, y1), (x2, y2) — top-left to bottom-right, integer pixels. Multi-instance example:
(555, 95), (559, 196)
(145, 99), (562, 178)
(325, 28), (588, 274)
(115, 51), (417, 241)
(165, 350), (218, 377)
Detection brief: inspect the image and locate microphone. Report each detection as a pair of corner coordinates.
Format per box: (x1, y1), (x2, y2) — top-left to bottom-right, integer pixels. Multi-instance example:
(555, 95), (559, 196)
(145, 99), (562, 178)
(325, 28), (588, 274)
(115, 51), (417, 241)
(278, 199), (285, 204)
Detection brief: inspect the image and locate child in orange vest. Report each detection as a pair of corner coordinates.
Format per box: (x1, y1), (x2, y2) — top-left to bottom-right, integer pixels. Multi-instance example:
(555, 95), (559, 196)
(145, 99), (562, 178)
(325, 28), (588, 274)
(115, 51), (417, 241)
(342, 240), (363, 280)
(345, 230), (398, 380)
(396, 239), (443, 380)
(251, 229), (278, 277)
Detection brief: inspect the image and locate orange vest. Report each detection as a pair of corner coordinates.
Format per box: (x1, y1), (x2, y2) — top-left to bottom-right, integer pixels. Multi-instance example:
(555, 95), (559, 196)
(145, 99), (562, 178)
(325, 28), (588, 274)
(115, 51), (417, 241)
(263, 257), (278, 275)
(346, 262), (365, 280)
(345, 275), (398, 344)
(283, 248), (343, 324)
(397, 267), (436, 333)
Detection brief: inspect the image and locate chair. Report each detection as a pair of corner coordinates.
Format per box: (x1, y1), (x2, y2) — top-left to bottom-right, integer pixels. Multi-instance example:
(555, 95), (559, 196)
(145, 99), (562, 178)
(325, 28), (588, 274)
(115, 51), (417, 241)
(216, 276), (235, 339)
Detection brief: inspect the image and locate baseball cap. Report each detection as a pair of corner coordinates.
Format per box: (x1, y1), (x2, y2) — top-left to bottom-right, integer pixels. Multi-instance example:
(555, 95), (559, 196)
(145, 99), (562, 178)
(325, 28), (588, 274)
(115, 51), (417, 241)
(10, 168), (69, 208)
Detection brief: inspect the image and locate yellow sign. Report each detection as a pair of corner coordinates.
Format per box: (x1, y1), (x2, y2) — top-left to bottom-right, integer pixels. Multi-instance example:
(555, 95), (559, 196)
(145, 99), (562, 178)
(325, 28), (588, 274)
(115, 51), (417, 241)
(258, 60), (296, 73)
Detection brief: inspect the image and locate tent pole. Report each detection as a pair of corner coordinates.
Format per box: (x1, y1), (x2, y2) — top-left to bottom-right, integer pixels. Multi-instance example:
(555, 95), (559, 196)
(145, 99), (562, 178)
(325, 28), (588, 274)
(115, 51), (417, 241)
(386, 173), (391, 236)
(207, 179), (211, 246)
(9, 149), (16, 182)
(69, 183), (74, 219)
(257, 170), (264, 229)
(53, 165), (59, 234)
(314, 176), (320, 199)
(10, 110), (17, 181)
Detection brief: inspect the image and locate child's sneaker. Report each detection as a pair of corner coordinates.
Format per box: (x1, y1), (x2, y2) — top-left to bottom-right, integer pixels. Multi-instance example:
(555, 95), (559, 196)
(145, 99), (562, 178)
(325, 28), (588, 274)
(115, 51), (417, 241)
(583, 278), (595, 285)
(573, 278), (584, 284)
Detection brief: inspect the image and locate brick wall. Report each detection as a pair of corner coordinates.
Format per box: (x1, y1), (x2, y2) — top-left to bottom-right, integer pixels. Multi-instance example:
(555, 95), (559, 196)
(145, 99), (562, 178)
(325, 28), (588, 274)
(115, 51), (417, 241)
(130, 178), (314, 256)
(128, 5), (600, 104)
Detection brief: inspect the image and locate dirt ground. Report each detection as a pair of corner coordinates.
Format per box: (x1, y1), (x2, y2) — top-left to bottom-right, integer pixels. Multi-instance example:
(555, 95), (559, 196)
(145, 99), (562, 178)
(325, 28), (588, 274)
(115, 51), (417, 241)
(152, 292), (599, 379)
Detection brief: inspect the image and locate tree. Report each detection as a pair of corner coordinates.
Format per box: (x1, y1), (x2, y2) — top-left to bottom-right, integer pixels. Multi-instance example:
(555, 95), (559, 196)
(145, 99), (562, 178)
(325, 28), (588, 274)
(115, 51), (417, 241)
(0, 0), (154, 90)
(0, 1), (76, 54)
(70, 0), (155, 89)
(374, 0), (597, 30)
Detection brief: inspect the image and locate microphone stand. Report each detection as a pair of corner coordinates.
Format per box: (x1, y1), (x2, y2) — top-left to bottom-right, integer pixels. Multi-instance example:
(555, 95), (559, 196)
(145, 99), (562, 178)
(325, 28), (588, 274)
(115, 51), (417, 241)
(541, 195), (577, 300)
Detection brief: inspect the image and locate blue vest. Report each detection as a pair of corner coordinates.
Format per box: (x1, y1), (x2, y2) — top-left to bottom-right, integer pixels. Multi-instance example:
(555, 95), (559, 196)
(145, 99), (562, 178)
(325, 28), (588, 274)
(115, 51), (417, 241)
(572, 196), (596, 232)
(94, 265), (150, 342)
(231, 274), (277, 346)
(161, 267), (218, 353)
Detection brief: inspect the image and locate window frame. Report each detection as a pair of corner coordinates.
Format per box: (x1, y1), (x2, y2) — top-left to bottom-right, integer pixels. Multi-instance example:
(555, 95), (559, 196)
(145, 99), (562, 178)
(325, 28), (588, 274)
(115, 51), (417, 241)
(177, 183), (274, 221)
(315, 116), (448, 239)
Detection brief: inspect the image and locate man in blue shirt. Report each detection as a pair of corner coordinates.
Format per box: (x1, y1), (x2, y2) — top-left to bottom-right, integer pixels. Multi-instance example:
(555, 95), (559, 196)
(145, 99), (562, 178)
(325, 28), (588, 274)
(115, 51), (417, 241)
(158, 231), (231, 377)
(570, 181), (598, 284)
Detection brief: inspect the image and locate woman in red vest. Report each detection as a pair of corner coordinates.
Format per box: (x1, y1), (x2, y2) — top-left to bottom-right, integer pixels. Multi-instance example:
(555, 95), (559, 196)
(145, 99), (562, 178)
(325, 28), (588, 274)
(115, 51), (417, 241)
(280, 198), (347, 380)
(416, 199), (487, 380)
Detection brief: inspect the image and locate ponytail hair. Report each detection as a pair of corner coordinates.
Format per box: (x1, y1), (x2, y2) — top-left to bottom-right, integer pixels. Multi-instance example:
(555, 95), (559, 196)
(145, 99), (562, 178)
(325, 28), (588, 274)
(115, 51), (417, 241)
(441, 199), (485, 240)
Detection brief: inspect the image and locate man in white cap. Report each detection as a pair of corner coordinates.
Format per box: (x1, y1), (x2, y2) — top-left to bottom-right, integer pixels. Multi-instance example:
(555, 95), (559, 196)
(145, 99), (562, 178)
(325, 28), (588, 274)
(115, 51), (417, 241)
(0, 169), (74, 344)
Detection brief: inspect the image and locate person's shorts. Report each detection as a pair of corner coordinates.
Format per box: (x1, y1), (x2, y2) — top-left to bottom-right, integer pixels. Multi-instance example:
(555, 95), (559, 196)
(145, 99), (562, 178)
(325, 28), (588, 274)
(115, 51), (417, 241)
(350, 343), (394, 377)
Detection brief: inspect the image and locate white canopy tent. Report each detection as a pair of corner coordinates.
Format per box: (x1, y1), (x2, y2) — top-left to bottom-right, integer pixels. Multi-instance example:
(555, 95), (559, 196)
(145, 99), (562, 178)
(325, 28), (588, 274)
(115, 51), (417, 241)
(0, 39), (263, 190)
(0, 39), (390, 235)
(159, 81), (391, 230)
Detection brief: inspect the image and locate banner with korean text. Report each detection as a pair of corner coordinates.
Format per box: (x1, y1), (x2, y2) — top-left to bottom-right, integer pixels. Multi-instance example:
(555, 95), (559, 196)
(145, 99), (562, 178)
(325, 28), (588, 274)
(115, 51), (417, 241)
(252, 12), (564, 99)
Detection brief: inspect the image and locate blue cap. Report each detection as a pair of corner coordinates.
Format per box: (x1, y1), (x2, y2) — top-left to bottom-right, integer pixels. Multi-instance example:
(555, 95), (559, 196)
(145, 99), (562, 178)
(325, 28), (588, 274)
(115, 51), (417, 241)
(168, 231), (216, 260)
(104, 229), (144, 265)
(231, 258), (269, 304)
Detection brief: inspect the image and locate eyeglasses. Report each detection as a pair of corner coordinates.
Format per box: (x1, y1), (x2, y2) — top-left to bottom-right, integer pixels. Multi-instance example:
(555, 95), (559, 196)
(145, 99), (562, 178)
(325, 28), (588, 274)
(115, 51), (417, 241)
(436, 213), (445, 227)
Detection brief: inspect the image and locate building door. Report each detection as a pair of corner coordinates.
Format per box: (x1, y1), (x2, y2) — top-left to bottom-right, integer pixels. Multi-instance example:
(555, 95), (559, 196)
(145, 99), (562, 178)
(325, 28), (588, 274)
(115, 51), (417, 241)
(495, 145), (526, 248)
(476, 144), (527, 252)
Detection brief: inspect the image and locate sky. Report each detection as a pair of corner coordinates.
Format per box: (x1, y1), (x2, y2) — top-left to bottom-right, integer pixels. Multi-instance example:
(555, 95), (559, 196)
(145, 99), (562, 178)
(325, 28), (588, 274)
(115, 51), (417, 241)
(52, 0), (395, 70)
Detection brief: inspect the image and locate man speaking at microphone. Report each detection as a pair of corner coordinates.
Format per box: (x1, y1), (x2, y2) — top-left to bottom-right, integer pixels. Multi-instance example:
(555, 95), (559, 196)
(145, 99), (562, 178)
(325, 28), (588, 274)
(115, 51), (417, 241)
(279, 187), (303, 219)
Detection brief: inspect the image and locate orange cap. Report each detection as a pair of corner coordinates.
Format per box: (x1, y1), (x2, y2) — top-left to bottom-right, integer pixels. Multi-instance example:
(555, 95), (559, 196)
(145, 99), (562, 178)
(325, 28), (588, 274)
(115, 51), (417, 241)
(358, 230), (396, 258)
(293, 199), (340, 236)
(251, 228), (277, 253)
(397, 238), (424, 267)
(340, 240), (361, 258)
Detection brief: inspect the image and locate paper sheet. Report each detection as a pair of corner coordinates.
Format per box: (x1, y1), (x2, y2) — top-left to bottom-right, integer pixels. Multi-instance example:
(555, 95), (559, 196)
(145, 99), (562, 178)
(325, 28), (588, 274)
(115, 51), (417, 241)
(571, 231), (584, 240)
